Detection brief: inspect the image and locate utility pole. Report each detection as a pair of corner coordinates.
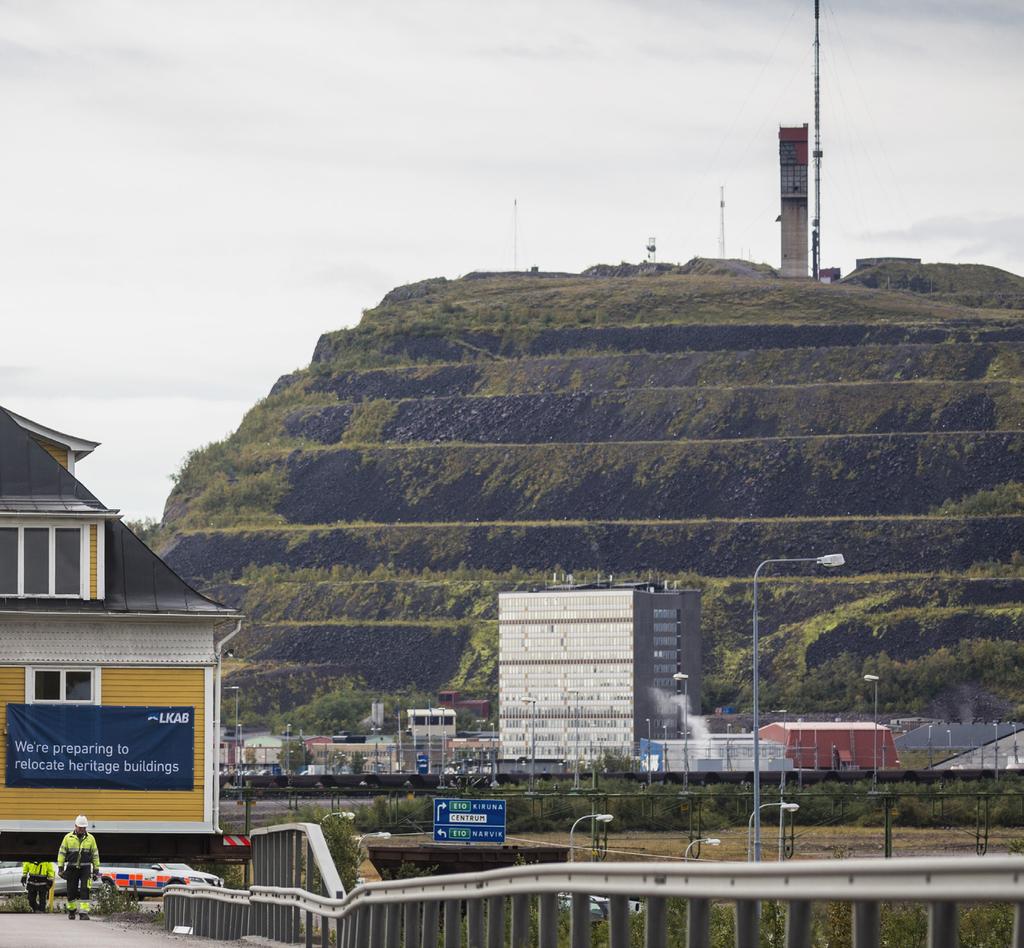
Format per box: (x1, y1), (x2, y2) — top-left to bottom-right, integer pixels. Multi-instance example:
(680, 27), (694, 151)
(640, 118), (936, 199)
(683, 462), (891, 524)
(811, 0), (822, 280)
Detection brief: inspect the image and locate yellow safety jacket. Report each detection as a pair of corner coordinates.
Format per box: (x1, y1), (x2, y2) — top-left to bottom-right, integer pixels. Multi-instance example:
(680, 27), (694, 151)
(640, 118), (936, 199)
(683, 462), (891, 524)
(57, 831), (100, 869)
(22, 860), (54, 882)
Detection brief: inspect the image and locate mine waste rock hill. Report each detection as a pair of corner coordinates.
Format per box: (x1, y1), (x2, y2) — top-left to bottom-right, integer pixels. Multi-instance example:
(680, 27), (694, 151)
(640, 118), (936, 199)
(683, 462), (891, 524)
(159, 259), (1024, 728)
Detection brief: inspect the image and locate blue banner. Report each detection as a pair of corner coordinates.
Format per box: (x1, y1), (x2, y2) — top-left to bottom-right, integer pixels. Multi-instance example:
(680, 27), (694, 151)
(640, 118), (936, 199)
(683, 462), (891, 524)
(6, 704), (194, 791)
(639, 738), (664, 773)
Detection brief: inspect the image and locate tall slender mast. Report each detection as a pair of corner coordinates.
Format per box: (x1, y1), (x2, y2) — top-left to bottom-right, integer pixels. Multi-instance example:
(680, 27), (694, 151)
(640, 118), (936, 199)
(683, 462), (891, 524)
(513, 198), (518, 271)
(812, 0), (822, 279)
(718, 186), (726, 259)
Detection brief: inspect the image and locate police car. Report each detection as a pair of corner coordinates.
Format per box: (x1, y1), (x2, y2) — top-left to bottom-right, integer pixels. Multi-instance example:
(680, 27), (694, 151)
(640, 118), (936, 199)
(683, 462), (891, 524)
(99, 863), (224, 897)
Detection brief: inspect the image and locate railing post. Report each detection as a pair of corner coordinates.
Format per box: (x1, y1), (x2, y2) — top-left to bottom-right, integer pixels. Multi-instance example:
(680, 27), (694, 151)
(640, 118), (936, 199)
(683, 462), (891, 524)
(687, 898), (710, 948)
(510, 894), (529, 948)
(1013, 904), (1024, 948)
(853, 901), (880, 948)
(571, 893), (592, 948)
(369, 902), (387, 948)
(736, 901), (758, 948)
(422, 901), (440, 948)
(608, 895), (630, 948)
(405, 901), (421, 948)
(386, 902), (402, 948)
(928, 903), (958, 948)
(444, 899), (462, 948)
(487, 895), (505, 948)
(467, 898), (485, 948)
(538, 892), (558, 948)
(786, 901), (812, 948)
(646, 896), (666, 948)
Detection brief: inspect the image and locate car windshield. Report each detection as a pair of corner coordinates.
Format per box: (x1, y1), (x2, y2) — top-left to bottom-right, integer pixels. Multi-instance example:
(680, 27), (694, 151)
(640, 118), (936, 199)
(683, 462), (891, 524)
(159, 864), (192, 871)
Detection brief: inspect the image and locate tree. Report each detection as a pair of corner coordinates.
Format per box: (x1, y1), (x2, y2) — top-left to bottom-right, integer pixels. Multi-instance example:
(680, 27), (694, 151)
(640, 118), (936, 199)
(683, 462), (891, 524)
(318, 816), (361, 893)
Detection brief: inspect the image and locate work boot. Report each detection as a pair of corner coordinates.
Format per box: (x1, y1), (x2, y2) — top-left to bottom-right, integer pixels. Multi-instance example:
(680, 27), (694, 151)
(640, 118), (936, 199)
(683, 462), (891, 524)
(79, 913), (90, 921)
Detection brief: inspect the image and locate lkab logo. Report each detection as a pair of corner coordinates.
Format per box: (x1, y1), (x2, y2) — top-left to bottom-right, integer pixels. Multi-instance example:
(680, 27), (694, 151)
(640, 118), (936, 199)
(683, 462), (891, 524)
(147, 711), (190, 724)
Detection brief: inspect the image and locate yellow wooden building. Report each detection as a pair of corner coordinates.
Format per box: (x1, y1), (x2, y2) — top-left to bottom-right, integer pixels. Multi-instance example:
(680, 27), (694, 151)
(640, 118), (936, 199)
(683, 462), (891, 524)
(0, 407), (240, 858)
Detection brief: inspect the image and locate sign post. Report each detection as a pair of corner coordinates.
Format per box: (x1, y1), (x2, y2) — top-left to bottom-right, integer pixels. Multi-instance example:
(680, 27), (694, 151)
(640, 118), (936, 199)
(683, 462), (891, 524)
(433, 798), (506, 843)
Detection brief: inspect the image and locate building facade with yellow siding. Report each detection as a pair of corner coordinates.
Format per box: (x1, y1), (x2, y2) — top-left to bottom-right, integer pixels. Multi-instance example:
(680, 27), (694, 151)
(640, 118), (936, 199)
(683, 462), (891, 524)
(0, 407), (239, 851)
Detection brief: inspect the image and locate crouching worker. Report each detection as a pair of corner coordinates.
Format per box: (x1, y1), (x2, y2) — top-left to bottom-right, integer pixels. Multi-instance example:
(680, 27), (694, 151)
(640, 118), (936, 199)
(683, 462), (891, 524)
(57, 815), (100, 920)
(20, 858), (54, 912)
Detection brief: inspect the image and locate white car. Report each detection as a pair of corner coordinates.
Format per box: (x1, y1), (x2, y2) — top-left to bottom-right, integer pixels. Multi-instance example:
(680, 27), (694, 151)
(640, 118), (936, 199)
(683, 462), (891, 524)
(99, 863), (224, 898)
(150, 863), (224, 888)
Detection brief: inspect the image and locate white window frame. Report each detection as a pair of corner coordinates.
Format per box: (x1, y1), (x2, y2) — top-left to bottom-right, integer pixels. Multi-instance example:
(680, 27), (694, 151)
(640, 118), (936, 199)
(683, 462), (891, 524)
(0, 524), (87, 599)
(25, 666), (101, 705)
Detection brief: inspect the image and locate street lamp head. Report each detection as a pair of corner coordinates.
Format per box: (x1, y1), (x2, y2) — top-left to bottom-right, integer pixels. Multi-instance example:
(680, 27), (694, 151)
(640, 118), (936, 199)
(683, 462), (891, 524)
(863, 674), (879, 683)
(781, 803), (800, 812)
(816, 553), (845, 568)
(595, 814), (614, 823)
(673, 672), (688, 681)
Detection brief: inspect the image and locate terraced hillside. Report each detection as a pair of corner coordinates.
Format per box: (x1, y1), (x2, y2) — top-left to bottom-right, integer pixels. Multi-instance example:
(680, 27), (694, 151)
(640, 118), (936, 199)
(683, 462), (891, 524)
(159, 263), (1024, 729)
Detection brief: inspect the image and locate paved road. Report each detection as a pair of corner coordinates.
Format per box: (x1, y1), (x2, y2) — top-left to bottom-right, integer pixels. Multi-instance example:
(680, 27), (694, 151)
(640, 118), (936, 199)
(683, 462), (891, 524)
(0, 912), (237, 946)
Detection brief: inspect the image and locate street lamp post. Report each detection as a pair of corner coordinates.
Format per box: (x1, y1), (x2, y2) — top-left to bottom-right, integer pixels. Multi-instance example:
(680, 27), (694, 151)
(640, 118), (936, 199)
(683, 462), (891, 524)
(751, 554), (844, 861)
(524, 697), (538, 793)
(746, 802), (799, 862)
(645, 717), (652, 786)
(284, 723), (292, 775)
(569, 813), (613, 862)
(994, 722), (1000, 780)
(864, 675), (879, 789)
(684, 837), (720, 861)
(772, 709), (789, 789)
(927, 724), (934, 769)
(567, 691), (582, 791)
(673, 673), (690, 790)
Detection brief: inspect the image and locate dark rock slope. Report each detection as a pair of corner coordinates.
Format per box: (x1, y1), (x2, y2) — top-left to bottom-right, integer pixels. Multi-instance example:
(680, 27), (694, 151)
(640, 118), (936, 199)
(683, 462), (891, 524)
(159, 265), (1024, 718)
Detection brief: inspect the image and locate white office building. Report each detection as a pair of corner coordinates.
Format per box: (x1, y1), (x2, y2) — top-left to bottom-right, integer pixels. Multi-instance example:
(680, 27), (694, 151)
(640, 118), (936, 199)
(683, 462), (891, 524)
(498, 582), (701, 763)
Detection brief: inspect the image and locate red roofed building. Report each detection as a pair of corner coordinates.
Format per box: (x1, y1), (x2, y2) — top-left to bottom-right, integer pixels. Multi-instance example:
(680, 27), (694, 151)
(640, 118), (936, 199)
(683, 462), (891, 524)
(759, 722), (900, 771)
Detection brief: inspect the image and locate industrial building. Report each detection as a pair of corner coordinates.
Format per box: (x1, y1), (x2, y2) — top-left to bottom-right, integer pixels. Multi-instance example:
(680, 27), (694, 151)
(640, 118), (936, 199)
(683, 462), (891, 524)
(656, 735), (791, 774)
(759, 722), (900, 771)
(779, 124), (809, 278)
(498, 581), (700, 763)
(0, 406), (239, 859)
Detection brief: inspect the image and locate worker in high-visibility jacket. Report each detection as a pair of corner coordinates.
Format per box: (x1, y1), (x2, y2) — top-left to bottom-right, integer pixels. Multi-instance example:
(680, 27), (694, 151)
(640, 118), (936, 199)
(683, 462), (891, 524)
(57, 815), (100, 920)
(20, 858), (54, 912)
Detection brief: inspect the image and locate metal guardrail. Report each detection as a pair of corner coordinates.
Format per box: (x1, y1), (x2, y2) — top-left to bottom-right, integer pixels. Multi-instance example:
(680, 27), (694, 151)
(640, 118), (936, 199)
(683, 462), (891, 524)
(165, 837), (1024, 948)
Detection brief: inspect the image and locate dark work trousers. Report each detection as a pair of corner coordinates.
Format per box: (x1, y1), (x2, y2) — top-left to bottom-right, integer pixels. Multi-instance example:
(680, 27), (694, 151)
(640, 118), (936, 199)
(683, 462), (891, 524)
(26, 880), (51, 912)
(65, 866), (92, 914)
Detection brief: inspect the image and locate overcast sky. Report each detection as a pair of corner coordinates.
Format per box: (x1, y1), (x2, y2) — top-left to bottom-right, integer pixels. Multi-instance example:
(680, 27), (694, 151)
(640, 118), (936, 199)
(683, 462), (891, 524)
(2, 0), (1021, 520)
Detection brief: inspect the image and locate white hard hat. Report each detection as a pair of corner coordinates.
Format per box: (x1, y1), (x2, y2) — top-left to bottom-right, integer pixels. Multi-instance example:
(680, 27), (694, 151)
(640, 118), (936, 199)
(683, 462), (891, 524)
(74, 815), (88, 828)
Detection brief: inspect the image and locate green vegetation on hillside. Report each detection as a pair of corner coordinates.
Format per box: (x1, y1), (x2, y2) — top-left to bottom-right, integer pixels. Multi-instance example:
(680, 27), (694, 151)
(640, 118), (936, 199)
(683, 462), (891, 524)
(158, 265), (1024, 722)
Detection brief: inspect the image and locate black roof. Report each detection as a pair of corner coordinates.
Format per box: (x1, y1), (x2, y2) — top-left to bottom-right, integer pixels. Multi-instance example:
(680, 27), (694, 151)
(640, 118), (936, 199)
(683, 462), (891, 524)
(0, 406), (234, 616)
(0, 407), (111, 514)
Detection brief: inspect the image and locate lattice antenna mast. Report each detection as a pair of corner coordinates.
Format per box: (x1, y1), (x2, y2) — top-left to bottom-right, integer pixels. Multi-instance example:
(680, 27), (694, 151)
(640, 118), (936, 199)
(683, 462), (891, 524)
(718, 186), (726, 259)
(812, 0), (822, 280)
